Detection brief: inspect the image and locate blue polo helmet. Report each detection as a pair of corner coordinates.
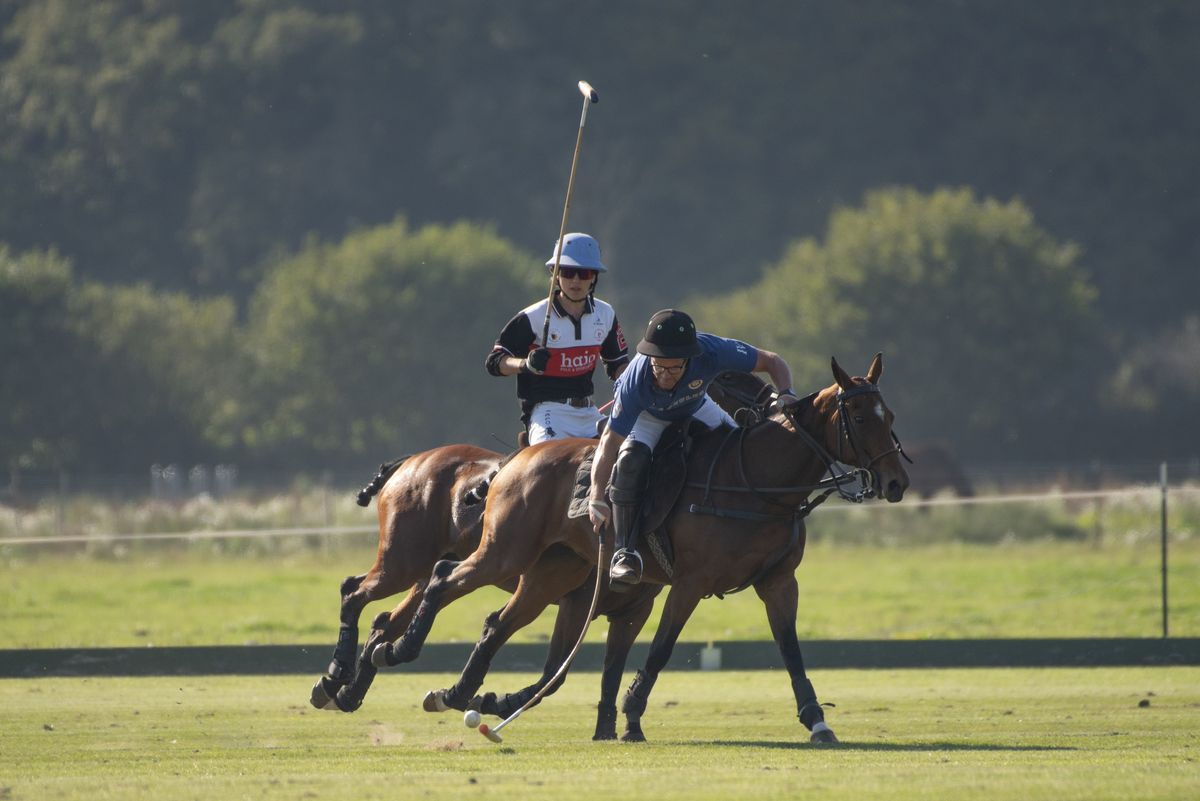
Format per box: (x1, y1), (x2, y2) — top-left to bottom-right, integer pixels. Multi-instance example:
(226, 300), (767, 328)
(546, 233), (607, 272)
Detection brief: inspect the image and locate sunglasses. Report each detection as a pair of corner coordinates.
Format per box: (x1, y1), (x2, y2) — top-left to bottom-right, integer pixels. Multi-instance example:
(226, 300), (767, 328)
(650, 360), (688, 375)
(558, 267), (597, 280)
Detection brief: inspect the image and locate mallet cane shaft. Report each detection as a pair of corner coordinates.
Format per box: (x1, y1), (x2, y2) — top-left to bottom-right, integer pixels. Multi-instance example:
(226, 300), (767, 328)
(540, 81), (600, 348)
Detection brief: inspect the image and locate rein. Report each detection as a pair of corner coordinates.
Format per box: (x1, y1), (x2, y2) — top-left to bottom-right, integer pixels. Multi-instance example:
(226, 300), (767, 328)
(682, 383), (895, 597)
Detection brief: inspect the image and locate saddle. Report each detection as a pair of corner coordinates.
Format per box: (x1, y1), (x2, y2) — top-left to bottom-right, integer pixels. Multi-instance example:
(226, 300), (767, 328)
(567, 419), (705, 578)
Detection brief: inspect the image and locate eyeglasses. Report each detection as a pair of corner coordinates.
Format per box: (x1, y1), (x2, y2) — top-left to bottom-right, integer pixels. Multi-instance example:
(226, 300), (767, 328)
(558, 267), (597, 281)
(650, 360), (688, 375)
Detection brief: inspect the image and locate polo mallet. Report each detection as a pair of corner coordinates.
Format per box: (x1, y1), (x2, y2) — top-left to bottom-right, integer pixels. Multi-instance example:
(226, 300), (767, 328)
(477, 524), (608, 744)
(539, 80), (600, 348)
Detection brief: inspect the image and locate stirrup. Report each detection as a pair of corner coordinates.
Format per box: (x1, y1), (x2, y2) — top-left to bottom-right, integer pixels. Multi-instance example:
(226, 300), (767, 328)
(609, 548), (643, 587)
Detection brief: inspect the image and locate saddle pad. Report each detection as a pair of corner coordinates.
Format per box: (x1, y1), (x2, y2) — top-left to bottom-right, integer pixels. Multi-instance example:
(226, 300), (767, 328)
(566, 446), (597, 519)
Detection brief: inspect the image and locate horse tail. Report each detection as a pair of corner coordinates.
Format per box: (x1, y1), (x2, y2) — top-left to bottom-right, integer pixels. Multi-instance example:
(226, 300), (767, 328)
(462, 468), (498, 507)
(355, 456), (411, 507)
(462, 445), (527, 507)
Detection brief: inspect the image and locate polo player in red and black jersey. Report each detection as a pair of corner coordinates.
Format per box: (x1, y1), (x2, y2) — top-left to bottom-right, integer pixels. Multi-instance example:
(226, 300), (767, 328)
(485, 233), (629, 443)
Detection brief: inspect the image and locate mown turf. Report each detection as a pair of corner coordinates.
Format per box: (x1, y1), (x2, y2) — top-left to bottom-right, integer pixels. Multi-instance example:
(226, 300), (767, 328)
(1, 668), (1196, 801)
(1, 539), (1196, 649)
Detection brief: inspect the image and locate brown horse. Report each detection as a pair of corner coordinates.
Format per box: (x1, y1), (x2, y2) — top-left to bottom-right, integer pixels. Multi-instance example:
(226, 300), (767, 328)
(308, 444), (662, 739)
(372, 354), (909, 743)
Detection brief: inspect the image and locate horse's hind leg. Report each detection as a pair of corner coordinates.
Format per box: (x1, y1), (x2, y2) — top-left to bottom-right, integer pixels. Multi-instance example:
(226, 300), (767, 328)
(310, 563), (409, 709)
(620, 583), (704, 742)
(430, 548), (592, 713)
(755, 571), (837, 744)
(370, 551), (504, 669)
(593, 584), (658, 740)
(329, 578), (429, 712)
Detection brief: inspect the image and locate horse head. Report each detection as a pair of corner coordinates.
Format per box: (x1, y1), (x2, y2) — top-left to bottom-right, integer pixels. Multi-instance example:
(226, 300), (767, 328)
(808, 353), (910, 503)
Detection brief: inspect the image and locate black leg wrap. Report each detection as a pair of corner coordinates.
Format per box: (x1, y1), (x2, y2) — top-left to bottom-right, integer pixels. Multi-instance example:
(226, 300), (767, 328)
(798, 700), (825, 731)
(593, 701), (618, 741)
(326, 623), (358, 682)
(445, 610), (502, 707)
(472, 690), (501, 714)
(334, 684), (365, 713)
(621, 670), (654, 715)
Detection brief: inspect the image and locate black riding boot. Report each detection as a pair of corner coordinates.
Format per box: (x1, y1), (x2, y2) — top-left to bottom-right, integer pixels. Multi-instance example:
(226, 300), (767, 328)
(608, 440), (652, 590)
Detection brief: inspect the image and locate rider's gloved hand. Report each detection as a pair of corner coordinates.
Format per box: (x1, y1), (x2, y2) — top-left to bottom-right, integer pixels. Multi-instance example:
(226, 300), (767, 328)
(523, 348), (552, 375)
(769, 388), (799, 415)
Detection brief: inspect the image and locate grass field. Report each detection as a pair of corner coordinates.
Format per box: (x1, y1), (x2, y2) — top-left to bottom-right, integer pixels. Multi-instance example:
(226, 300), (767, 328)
(1, 668), (1196, 801)
(2, 538), (1197, 649)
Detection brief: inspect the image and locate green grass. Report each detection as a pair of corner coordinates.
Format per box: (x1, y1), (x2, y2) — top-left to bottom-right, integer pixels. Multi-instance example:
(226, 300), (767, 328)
(1, 668), (1197, 801)
(1, 538), (1197, 649)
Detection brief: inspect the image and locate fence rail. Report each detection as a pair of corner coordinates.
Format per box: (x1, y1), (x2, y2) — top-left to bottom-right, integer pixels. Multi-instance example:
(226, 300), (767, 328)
(2, 484), (1196, 545)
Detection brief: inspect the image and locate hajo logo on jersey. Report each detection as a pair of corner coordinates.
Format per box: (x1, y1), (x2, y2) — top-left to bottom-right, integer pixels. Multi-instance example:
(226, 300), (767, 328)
(559, 353), (597, 370)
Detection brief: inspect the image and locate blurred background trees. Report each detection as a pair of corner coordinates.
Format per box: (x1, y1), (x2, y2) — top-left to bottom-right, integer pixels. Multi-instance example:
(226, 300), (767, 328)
(1, 1), (1196, 479)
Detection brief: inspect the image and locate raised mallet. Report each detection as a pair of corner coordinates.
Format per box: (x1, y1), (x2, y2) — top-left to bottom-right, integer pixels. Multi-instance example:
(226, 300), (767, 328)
(540, 80), (600, 347)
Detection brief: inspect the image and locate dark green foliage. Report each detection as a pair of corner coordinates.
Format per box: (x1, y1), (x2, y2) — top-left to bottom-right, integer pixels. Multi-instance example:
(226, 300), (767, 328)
(241, 218), (542, 465)
(1, 2), (1197, 470)
(691, 187), (1101, 458)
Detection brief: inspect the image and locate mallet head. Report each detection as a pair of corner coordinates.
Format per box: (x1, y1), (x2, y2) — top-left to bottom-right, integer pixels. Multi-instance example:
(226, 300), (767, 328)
(478, 723), (503, 743)
(578, 80), (599, 104)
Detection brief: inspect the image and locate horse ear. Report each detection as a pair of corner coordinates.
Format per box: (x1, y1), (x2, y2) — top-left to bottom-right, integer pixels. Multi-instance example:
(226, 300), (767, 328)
(830, 356), (853, 392)
(866, 352), (883, 384)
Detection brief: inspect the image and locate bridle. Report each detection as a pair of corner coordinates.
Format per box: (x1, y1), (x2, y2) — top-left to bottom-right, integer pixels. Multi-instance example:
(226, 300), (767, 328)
(832, 383), (912, 483)
(681, 381), (904, 597)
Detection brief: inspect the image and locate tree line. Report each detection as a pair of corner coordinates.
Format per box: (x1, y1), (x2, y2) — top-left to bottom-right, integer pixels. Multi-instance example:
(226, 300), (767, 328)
(2, 1), (1197, 480)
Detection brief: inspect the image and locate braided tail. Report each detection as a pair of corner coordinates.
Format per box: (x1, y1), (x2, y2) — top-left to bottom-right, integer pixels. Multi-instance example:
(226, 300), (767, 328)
(355, 457), (410, 507)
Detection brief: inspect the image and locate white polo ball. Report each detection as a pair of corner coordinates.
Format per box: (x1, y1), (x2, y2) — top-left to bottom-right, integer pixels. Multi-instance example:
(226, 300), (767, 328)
(463, 709), (482, 728)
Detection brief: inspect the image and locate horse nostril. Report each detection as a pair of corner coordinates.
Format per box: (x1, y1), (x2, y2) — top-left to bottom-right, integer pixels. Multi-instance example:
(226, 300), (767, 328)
(887, 480), (905, 502)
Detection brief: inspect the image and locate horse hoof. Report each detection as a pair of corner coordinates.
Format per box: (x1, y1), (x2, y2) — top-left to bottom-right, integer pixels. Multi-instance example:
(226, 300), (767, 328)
(619, 729), (646, 743)
(309, 676), (342, 710)
(333, 688), (363, 713)
(422, 690), (450, 713)
(810, 728), (839, 745)
(592, 729), (617, 741)
(370, 642), (392, 668)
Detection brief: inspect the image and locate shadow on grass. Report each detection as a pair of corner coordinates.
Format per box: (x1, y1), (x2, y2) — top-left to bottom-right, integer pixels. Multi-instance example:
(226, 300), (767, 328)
(691, 740), (1074, 752)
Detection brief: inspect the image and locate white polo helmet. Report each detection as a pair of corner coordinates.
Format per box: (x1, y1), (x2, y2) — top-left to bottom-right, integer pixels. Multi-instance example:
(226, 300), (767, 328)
(546, 233), (607, 272)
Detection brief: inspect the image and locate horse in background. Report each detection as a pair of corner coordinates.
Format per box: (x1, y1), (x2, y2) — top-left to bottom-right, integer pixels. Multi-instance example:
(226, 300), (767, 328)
(902, 442), (974, 499)
(308, 444), (661, 740)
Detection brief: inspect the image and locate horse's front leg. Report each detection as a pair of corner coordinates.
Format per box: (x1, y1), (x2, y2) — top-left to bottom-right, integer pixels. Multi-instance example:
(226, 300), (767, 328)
(330, 579), (428, 712)
(593, 583), (659, 740)
(429, 549), (591, 714)
(755, 570), (837, 744)
(620, 583), (704, 742)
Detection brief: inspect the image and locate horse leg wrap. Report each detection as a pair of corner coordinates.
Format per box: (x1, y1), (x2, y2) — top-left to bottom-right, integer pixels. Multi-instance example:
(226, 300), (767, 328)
(593, 701), (618, 741)
(477, 691), (503, 717)
(798, 700), (825, 731)
(326, 623), (358, 682)
(621, 670), (654, 719)
(334, 685), (365, 713)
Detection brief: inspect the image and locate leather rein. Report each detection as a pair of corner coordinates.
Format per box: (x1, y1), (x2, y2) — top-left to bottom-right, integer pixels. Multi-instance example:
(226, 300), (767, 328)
(684, 380), (910, 597)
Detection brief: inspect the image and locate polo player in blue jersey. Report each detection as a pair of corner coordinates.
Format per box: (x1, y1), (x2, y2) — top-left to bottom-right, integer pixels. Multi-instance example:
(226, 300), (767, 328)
(587, 309), (798, 588)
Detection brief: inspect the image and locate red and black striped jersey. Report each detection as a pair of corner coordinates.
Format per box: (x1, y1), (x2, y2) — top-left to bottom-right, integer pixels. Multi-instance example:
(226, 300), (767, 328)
(487, 294), (628, 402)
